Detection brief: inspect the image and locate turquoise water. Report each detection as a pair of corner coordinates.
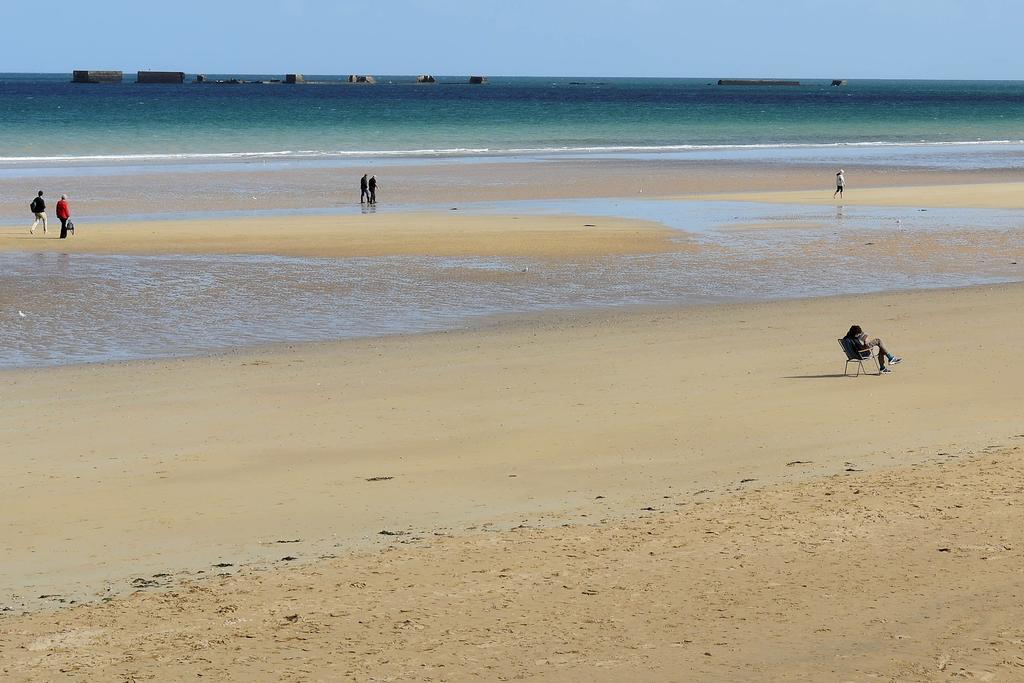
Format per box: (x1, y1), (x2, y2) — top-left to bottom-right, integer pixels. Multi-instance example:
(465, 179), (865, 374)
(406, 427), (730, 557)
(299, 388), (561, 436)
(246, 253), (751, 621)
(3, 74), (1024, 162)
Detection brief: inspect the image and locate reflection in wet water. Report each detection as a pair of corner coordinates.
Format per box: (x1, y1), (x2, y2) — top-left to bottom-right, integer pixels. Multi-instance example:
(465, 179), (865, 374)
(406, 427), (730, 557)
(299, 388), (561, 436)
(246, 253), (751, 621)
(1, 202), (1022, 368)
(470, 198), (1024, 236)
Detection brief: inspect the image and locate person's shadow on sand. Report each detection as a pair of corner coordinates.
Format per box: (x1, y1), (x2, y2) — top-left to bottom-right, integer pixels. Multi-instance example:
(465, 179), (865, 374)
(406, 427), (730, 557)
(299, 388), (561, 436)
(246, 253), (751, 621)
(783, 373), (852, 379)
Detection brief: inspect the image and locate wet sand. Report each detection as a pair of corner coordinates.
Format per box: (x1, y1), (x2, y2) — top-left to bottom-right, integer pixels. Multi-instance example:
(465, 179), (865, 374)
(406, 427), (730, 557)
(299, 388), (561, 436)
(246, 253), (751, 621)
(3, 156), (1023, 224)
(695, 180), (1024, 209)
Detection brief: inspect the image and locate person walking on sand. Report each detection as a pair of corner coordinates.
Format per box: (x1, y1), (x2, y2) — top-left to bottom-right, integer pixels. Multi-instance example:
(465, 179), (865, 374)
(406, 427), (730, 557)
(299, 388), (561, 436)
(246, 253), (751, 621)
(833, 169), (845, 199)
(360, 173), (369, 204)
(56, 194), (72, 239)
(29, 191), (47, 235)
(844, 324), (902, 373)
(368, 175), (378, 204)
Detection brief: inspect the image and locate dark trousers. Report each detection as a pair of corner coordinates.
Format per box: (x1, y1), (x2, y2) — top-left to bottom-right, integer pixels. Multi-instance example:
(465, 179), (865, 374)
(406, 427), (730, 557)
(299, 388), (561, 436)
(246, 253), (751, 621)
(361, 188), (369, 203)
(369, 189), (376, 204)
(59, 217), (69, 239)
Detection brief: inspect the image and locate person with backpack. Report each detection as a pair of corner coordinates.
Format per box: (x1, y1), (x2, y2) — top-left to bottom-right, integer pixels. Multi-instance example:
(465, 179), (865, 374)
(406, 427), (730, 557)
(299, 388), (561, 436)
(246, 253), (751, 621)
(29, 191), (46, 235)
(56, 194), (72, 239)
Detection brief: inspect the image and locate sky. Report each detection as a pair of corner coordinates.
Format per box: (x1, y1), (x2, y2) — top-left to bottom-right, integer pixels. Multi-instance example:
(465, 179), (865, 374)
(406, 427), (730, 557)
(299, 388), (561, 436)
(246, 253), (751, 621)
(1, 0), (1021, 79)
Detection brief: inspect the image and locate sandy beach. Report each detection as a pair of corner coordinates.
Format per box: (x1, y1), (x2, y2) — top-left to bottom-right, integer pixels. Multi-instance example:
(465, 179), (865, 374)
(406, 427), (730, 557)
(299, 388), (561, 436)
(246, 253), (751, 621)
(3, 273), (1024, 679)
(4, 444), (1022, 681)
(3, 151), (1024, 680)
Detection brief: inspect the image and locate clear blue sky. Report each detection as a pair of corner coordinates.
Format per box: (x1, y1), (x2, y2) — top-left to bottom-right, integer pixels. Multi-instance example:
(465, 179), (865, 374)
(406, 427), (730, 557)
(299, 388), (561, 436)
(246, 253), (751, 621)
(2, 0), (1020, 79)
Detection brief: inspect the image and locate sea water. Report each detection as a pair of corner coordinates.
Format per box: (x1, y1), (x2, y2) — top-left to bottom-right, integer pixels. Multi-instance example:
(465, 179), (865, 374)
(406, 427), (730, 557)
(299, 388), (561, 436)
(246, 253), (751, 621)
(3, 75), (1024, 164)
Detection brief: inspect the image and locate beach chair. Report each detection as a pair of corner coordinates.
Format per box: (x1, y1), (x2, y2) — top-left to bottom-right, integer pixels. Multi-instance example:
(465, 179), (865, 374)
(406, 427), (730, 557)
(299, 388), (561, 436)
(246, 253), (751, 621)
(839, 338), (879, 376)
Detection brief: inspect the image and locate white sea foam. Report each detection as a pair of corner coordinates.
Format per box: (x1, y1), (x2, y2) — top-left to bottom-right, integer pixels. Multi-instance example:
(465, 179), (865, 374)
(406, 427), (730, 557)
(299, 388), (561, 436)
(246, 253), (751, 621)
(2, 140), (1023, 165)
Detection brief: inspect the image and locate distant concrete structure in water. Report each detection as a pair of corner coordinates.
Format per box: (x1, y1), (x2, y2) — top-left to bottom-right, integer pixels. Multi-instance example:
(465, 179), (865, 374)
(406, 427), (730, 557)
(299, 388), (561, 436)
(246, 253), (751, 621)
(72, 70), (123, 83)
(70, 70), (506, 87)
(718, 79), (800, 86)
(137, 71), (185, 84)
(195, 75), (270, 84)
(831, 79), (848, 87)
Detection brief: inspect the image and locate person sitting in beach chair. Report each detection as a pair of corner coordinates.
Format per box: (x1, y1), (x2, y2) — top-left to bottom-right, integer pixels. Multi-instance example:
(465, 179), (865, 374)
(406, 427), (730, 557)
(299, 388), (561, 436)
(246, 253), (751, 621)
(843, 324), (902, 374)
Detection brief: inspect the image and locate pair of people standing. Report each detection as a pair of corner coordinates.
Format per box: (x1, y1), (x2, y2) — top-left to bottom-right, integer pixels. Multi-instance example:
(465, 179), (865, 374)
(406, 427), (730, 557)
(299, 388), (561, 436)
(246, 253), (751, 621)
(359, 174), (379, 204)
(29, 191), (73, 238)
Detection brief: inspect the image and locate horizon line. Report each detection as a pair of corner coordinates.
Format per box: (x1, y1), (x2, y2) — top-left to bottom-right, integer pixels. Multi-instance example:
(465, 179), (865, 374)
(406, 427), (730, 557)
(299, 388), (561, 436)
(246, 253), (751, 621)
(5, 72), (1024, 83)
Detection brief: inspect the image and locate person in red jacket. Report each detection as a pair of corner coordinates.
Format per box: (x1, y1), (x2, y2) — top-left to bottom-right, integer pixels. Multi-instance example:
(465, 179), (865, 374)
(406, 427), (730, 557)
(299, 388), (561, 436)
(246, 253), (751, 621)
(56, 194), (71, 239)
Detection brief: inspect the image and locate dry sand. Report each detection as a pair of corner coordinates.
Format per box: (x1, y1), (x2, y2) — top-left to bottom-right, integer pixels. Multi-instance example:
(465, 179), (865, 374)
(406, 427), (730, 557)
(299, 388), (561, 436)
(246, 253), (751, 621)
(0, 212), (679, 258)
(4, 445), (1022, 681)
(3, 281), (1024, 679)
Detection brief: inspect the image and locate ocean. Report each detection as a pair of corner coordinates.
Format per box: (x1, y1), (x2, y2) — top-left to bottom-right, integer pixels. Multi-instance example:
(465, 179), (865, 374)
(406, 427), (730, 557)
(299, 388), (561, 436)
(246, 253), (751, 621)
(3, 74), (1024, 163)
